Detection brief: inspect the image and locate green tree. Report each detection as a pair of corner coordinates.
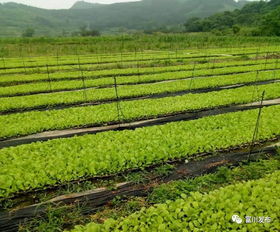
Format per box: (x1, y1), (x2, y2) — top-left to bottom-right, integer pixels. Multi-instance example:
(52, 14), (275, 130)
(184, 17), (203, 32)
(22, 28), (35, 37)
(79, 25), (100, 37)
(232, 25), (241, 34)
(260, 6), (280, 36)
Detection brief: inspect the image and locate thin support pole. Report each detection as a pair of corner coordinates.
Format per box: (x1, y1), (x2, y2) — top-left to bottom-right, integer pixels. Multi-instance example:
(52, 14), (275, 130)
(56, 47), (59, 71)
(20, 47), (27, 74)
(46, 64), (52, 92)
(113, 76), (124, 124)
(249, 90), (266, 157)
(189, 62), (196, 90)
(264, 52), (269, 70)
(251, 71), (260, 104)
(1, 56), (6, 72)
(274, 56), (279, 79)
(77, 55), (87, 101)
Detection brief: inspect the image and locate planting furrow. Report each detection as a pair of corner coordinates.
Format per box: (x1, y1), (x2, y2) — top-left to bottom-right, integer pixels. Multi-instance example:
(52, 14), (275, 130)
(1, 58), (278, 87)
(1, 46), (279, 70)
(1, 57), (278, 96)
(0, 54), (236, 76)
(1, 97), (279, 148)
(0, 105), (280, 199)
(1, 78), (279, 115)
(0, 142), (279, 232)
(70, 171), (280, 232)
(0, 82), (280, 139)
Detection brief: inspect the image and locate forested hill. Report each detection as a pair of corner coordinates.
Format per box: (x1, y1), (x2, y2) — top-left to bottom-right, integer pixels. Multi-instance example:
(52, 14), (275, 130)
(184, 0), (280, 36)
(0, 0), (246, 37)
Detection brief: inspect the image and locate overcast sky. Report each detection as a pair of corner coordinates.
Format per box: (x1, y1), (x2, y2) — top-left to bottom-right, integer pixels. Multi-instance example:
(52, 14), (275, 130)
(0, 0), (140, 9)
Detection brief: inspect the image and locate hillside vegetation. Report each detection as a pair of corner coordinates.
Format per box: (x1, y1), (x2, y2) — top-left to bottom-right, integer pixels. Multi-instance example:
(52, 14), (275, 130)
(185, 0), (280, 36)
(0, 0), (246, 37)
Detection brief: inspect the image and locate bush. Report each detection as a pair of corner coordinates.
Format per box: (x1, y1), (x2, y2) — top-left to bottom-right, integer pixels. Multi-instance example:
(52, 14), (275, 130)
(22, 28), (35, 37)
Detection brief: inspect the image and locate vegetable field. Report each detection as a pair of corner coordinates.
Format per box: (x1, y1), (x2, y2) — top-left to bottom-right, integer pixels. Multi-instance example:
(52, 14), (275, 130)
(0, 37), (280, 232)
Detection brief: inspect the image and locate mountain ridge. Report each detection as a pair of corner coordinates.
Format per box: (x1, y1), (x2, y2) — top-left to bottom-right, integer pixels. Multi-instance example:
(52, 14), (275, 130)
(71, 1), (105, 9)
(0, 0), (247, 37)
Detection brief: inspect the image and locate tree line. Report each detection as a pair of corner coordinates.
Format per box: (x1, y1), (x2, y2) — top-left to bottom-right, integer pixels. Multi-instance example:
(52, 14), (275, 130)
(184, 0), (280, 36)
